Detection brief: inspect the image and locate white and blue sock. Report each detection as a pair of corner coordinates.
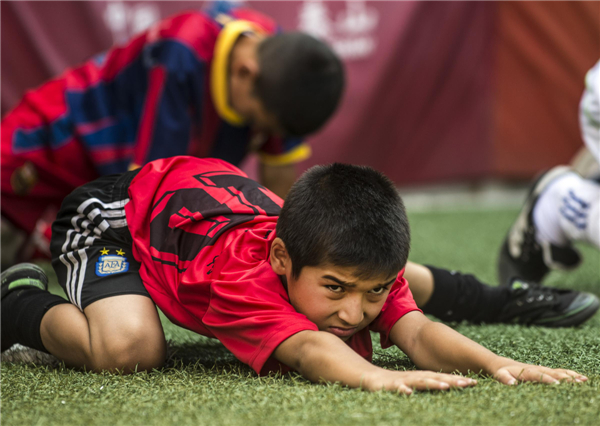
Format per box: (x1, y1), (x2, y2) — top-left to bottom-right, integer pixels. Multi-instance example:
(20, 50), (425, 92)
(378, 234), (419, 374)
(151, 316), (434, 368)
(533, 172), (599, 249)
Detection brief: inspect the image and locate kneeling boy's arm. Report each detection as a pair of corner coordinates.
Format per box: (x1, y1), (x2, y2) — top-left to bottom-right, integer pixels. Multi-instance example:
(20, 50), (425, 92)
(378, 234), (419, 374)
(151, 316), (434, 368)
(390, 311), (499, 375)
(274, 330), (380, 388)
(391, 312), (587, 385)
(274, 330), (475, 392)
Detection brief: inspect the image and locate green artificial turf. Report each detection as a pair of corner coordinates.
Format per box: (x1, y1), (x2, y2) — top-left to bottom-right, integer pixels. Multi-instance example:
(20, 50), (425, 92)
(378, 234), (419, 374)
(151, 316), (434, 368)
(2, 209), (599, 426)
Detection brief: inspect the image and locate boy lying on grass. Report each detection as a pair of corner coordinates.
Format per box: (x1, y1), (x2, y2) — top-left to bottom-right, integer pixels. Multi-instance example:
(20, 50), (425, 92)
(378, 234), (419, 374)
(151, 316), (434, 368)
(1, 157), (587, 392)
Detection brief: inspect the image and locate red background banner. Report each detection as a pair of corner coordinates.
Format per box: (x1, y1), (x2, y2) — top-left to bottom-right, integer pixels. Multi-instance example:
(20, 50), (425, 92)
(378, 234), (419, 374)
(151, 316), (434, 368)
(2, 1), (598, 185)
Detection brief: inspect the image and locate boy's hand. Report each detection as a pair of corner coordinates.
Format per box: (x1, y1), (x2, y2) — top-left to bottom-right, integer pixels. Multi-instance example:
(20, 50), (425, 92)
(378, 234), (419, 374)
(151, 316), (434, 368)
(390, 313), (588, 388)
(490, 359), (588, 385)
(275, 330), (477, 394)
(361, 370), (477, 394)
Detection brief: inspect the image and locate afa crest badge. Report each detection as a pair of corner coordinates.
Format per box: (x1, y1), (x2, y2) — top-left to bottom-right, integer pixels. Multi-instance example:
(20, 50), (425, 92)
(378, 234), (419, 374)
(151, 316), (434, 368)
(96, 254), (129, 276)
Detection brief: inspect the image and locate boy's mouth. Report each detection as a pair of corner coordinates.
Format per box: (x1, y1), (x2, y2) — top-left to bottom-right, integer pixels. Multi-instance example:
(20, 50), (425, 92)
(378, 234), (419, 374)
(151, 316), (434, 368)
(328, 326), (357, 338)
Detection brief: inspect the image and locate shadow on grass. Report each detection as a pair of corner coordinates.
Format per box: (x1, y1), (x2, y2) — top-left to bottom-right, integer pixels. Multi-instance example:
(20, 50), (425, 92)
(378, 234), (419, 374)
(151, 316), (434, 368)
(2, 337), (420, 380)
(1, 338), (253, 375)
(372, 351), (416, 371)
(164, 339), (246, 370)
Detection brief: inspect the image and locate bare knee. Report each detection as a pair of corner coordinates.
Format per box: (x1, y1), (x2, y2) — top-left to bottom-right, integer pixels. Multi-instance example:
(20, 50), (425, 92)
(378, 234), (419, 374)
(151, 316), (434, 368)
(92, 319), (166, 373)
(82, 295), (166, 373)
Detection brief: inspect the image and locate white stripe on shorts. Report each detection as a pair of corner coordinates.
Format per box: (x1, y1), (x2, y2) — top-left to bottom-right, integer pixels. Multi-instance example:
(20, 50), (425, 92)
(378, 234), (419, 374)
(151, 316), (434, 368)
(66, 251), (80, 307)
(88, 207), (126, 220)
(58, 196), (130, 310)
(61, 198), (129, 253)
(76, 197), (129, 214)
(58, 254), (74, 305)
(75, 249), (88, 309)
(107, 218), (128, 228)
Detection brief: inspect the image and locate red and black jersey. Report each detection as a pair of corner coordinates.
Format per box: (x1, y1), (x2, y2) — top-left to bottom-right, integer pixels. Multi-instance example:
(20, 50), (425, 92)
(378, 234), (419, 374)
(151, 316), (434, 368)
(125, 156), (420, 374)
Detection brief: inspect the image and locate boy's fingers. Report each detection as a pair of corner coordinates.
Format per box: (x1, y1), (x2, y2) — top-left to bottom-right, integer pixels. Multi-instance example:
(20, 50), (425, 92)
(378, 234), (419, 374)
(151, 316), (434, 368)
(521, 368), (560, 384)
(549, 371), (575, 382)
(441, 376), (476, 388)
(495, 366), (588, 386)
(494, 369), (518, 385)
(395, 384), (413, 395)
(537, 372), (560, 384)
(548, 369), (587, 383)
(424, 372), (477, 387)
(418, 379), (449, 391)
(558, 369), (587, 382)
(527, 367), (586, 384)
(408, 378), (451, 391)
(391, 374), (476, 393)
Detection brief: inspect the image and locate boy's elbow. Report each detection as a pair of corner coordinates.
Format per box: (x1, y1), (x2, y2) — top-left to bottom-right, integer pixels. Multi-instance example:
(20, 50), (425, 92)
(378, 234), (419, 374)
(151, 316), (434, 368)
(290, 331), (325, 374)
(392, 311), (431, 350)
(406, 321), (452, 365)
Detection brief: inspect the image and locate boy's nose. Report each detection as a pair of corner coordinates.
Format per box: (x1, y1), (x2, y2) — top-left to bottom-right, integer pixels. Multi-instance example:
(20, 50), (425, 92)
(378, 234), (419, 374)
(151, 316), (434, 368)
(338, 297), (365, 326)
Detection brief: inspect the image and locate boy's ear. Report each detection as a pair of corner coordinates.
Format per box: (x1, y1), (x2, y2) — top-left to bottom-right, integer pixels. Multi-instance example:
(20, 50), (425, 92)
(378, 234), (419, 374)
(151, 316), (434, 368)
(270, 237), (289, 275)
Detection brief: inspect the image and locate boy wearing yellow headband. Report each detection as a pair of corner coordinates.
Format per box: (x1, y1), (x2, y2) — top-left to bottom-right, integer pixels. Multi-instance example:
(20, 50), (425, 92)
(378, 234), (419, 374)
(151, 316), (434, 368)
(1, 3), (344, 267)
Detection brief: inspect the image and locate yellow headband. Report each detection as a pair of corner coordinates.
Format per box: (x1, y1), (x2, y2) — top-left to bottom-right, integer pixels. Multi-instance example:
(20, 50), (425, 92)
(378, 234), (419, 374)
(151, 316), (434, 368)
(211, 19), (264, 126)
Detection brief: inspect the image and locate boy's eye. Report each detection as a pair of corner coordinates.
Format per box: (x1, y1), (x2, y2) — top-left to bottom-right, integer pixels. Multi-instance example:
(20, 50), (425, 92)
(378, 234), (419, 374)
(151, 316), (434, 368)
(325, 285), (344, 293)
(369, 287), (387, 295)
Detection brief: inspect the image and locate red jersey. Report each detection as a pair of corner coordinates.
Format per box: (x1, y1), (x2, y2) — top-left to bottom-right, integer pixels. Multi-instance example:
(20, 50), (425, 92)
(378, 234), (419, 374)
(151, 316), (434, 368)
(125, 156), (419, 374)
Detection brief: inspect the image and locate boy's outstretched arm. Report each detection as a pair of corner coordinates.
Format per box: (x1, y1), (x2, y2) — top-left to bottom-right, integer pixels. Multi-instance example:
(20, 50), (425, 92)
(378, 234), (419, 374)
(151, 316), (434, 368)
(273, 330), (476, 393)
(391, 311), (587, 385)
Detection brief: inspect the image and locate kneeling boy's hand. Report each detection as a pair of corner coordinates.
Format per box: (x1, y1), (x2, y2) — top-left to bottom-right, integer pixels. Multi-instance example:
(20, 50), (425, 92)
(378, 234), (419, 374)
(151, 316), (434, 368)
(361, 370), (477, 394)
(391, 312), (588, 389)
(491, 359), (587, 385)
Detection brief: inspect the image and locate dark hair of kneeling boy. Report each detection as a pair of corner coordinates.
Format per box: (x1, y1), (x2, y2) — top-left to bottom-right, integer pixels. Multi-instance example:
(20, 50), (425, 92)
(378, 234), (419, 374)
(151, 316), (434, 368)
(1, 157), (587, 392)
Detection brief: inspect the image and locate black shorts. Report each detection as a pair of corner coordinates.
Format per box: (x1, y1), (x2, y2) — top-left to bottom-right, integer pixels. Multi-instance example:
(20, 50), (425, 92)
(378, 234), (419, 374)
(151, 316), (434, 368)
(50, 170), (150, 310)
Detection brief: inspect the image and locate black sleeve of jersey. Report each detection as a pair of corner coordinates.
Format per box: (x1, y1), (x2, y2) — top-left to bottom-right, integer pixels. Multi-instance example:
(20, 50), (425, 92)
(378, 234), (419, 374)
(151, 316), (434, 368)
(149, 171), (281, 268)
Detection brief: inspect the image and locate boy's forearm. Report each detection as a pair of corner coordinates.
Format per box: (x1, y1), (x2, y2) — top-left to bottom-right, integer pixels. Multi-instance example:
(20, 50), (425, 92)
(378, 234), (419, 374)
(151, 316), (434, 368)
(392, 317), (501, 375)
(274, 330), (380, 388)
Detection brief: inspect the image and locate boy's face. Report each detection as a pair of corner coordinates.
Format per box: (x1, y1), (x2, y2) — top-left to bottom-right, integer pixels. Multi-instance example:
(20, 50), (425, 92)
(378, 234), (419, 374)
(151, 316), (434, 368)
(237, 93), (283, 135)
(286, 265), (396, 341)
(229, 35), (284, 136)
(270, 239), (396, 341)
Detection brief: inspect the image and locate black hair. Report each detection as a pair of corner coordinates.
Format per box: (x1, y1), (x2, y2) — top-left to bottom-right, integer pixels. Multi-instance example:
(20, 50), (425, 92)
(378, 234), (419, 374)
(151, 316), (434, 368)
(276, 163), (410, 280)
(255, 32), (345, 137)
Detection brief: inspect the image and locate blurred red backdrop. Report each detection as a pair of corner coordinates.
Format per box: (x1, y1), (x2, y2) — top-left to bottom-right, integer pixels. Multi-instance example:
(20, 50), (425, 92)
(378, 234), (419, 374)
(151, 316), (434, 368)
(2, 1), (598, 184)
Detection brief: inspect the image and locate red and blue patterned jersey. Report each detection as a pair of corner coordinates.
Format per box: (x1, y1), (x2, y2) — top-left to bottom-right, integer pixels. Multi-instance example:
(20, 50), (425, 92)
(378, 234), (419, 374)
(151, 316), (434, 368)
(3, 4), (309, 177)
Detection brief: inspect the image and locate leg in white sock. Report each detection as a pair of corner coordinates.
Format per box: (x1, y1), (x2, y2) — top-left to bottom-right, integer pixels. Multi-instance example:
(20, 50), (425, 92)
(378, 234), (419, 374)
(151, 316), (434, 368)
(533, 172), (600, 249)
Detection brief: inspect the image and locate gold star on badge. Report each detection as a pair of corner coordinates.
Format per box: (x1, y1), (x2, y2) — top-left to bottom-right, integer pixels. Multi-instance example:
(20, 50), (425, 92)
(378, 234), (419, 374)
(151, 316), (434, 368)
(116, 249), (125, 256)
(100, 248), (110, 255)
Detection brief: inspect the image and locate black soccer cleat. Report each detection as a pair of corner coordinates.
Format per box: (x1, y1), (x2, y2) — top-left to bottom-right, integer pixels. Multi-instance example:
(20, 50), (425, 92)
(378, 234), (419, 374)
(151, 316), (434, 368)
(1, 263), (48, 299)
(1, 263), (49, 351)
(496, 279), (599, 327)
(498, 166), (582, 286)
